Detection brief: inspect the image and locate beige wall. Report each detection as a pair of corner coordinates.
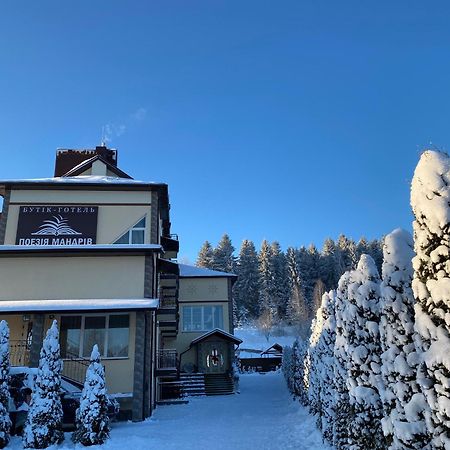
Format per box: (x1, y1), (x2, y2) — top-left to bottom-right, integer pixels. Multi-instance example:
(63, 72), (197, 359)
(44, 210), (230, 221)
(0, 255), (145, 300)
(179, 278), (229, 302)
(5, 189), (152, 245)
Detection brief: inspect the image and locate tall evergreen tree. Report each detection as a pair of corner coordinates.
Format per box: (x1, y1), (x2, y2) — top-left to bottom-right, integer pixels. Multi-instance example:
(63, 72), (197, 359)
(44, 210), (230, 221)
(336, 234), (357, 274)
(234, 240), (260, 320)
(344, 255), (385, 450)
(411, 150), (450, 449)
(72, 345), (110, 446)
(286, 247), (309, 337)
(0, 321), (11, 449)
(196, 241), (214, 269)
(212, 234), (235, 273)
(270, 242), (289, 318)
(259, 240), (275, 314)
(320, 238), (340, 291)
(380, 228), (430, 449)
(24, 320), (64, 449)
(333, 271), (353, 450)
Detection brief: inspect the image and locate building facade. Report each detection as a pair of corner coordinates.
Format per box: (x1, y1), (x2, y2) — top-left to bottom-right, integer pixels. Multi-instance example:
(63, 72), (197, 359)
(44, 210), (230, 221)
(0, 146), (240, 421)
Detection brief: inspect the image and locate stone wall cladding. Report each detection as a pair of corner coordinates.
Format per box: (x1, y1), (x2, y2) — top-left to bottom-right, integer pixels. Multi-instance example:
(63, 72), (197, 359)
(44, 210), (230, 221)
(150, 191), (159, 244)
(29, 314), (45, 367)
(0, 189), (11, 245)
(132, 311), (146, 422)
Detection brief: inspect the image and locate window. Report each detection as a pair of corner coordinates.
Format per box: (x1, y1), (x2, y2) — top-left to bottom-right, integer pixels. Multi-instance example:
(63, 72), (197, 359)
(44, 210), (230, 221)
(60, 314), (130, 358)
(113, 217), (146, 244)
(182, 306), (223, 332)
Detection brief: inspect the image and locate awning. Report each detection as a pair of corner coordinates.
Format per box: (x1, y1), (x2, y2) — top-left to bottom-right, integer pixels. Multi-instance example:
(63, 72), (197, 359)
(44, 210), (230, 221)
(190, 328), (243, 346)
(0, 298), (159, 314)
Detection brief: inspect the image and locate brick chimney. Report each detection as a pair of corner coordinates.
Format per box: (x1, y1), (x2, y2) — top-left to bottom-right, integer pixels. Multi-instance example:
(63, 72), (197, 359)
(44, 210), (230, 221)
(54, 145), (118, 177)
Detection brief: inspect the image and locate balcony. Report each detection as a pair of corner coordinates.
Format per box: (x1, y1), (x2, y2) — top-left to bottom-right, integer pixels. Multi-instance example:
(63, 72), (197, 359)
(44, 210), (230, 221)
(10, 340), (30, 367)
(156, 349), (178, 376)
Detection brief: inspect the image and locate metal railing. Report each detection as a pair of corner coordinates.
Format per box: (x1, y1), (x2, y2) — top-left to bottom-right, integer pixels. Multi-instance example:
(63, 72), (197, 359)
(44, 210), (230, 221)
(157, 349), (177, 370)
(61, 351), (91, 384)
(10, 340), (30, 367)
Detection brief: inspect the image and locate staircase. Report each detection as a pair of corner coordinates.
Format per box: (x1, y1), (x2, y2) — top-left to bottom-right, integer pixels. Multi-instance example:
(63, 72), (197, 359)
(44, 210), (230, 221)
(179, 373), (206, 397)
(204, 373), (234, 396)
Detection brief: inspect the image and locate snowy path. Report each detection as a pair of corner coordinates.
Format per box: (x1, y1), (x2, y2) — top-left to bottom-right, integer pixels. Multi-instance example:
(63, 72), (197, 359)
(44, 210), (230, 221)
(9, 372), (330, 449)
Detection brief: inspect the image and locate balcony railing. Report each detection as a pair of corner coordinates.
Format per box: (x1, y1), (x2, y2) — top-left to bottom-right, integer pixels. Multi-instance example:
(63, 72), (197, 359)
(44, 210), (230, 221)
(10, 340), (30, 367)
(62, 351), (90, 384)
(157, 349), (177, 370)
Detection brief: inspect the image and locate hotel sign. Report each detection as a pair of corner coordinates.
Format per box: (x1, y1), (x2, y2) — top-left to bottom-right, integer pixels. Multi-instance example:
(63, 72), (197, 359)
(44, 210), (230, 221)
(16, 206), (98, 245)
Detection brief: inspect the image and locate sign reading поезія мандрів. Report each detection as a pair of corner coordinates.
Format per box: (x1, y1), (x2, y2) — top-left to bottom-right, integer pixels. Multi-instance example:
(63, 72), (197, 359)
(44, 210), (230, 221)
(16, 206), (98, 245)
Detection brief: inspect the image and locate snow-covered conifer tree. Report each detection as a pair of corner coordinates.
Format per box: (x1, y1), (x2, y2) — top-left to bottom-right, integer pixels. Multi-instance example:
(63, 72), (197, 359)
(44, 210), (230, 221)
(212, 234), (235, 273)
(270, 242), (290, 318)
(333, 271), (353, 450)
(259, 240), (275, 314)
(317, 291), (336, 444)
(234, 240), (260, 320)
(344, 254), (385, 450)
(23, 320), (64, 449)
(311, 279), (325, 317)
(72, 345), (110, 446)
(411, 150), (450, 449)
(197, 241), (214, 269)
(292, 338), (308, 406)
(320, 238), (340, 291)
(0, 321), (11, 448)
(286, 248), (309, 337)
(380, 228), (430, 449)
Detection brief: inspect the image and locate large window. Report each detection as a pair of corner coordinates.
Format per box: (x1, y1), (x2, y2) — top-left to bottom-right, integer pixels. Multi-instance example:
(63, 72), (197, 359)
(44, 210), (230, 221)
(60, 314), (130, 358)
(182, 306), (223, 332)
(113, 217), (146, 244)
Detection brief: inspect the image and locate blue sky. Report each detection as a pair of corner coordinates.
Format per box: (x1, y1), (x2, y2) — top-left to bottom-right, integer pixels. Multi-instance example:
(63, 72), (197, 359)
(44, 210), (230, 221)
(1, 1), (449, 262)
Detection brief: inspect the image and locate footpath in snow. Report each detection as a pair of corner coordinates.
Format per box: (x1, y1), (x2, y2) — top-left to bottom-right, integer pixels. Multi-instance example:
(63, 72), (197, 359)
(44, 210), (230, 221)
(8, 372), (329, 449)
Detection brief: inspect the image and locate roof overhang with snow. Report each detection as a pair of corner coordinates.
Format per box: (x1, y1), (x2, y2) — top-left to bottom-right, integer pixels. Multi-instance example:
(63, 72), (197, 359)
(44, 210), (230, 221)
(178, 264), (237, 279)
(0, 244), (163, 257)
(190, 329), (243, 346)
(0, 298), (159, 314)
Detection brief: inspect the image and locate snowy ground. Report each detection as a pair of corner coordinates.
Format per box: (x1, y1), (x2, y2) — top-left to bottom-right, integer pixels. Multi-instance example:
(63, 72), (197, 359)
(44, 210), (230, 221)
(8, 372), (329, 449)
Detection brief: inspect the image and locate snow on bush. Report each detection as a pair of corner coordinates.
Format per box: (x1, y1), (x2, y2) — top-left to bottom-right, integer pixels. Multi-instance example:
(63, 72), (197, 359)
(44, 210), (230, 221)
(380, 228), (431, 449)
(72, 344), (110, 446)
(333, 271), (352, 449)
(23, 320), (64, 449)
(0, 321), (11, 448)
(282, 338), (308, 406)
(344, 254), (385, 449)
(306, 290), (336, 443)
(411, 150), (450, 449)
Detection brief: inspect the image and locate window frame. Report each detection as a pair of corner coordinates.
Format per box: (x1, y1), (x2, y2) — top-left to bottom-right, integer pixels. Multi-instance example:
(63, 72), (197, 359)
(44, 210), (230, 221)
(60, 313), (130, 360)
(113, 216), (146, 245)
(182, 305), (224, 332)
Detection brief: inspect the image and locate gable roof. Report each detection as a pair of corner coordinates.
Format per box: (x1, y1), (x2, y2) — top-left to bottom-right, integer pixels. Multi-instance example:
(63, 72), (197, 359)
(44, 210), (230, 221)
(178, 264), (237, 279)
(62, 154), (132, 179)
(190, 328), (243, 346)
(261, 343), (284, 355)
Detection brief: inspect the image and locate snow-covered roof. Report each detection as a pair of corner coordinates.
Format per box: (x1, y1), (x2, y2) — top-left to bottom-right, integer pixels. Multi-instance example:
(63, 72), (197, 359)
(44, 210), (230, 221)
(0, 298), (159, 313)
(0, 244), (163, 254)
(0, 175), (166, 187)
(178, 264), (236, 278)
(190, 328), (243, 346)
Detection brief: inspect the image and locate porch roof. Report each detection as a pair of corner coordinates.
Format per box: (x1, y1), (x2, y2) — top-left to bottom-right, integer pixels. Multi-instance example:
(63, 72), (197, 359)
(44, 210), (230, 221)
(190, 328), (243, 346)
(0, 298), (159, 313)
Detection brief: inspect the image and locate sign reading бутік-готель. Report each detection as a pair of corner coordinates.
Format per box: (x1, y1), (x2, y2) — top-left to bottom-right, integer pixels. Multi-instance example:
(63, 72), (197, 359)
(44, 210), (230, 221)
(16, 206), (98, 245)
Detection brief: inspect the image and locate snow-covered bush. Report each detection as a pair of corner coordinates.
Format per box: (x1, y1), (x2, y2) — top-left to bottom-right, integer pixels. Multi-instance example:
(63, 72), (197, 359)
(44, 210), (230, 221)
(282, 339), (308, 405)
(292, 338), (308, 406)
(344, 254), (385, 449)
(282, 345), (294, 393)
(316, 290), (336, 444)
(411, 150), (450, 449)
(23, 320), (64, 449)
(333, 271), (352, 449)
(72, 345), (110, 446)
(380, 228), (430, 449)
(0, 321), (11, 448)
(306, 297), (326, 419)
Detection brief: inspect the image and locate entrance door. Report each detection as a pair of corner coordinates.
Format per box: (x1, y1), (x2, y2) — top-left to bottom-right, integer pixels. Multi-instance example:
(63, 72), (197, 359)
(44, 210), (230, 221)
(199, 342), (227, 374)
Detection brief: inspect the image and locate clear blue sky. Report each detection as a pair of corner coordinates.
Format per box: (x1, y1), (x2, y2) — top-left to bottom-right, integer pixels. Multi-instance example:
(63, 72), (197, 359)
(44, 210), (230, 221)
(1, 1), (449, 262)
